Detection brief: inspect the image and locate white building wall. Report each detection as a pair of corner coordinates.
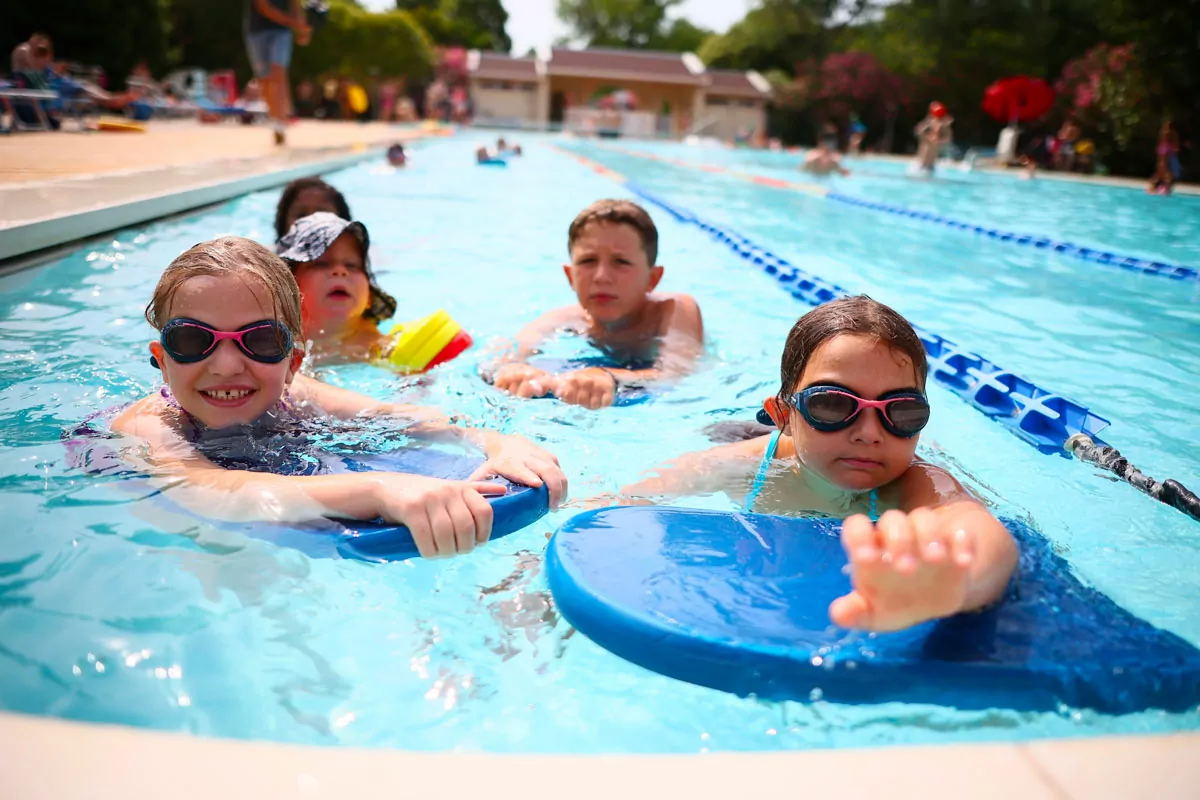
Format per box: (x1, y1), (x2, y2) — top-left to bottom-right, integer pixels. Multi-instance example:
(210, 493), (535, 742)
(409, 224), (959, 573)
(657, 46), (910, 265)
(704, 98), (767, 142)
(470, 81), (539, 125)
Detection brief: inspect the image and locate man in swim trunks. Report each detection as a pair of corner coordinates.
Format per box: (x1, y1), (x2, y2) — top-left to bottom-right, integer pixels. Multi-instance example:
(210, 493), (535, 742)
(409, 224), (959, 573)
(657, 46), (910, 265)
(245, 0), (312, 146)
(491, 200), (704, 409)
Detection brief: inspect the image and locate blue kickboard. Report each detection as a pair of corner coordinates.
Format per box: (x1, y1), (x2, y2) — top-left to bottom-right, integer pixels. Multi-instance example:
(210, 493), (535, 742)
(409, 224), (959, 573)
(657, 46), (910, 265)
(251, 449), (550, 562)
(547, 507), (1200, 713)
(69, 430), (549, 563)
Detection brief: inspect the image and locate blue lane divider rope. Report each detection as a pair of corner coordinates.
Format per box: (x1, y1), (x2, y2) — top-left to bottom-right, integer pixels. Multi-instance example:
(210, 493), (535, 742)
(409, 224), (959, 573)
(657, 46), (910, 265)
(627, 182), (1112, 455)
(825, 192), (1199, 282)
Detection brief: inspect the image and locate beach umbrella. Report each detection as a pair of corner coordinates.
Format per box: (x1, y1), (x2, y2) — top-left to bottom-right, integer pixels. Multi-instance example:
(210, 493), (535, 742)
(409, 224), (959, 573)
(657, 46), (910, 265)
(982, 76), (1055, 125)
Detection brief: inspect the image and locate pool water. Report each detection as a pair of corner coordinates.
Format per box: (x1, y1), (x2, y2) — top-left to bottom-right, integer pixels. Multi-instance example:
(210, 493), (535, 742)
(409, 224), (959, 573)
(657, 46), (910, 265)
(1, 132), (1198, 751)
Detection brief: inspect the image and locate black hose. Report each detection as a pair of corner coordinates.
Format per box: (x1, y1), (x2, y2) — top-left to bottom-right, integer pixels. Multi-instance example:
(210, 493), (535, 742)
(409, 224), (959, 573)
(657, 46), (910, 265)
(1065, 434), (1200, 523)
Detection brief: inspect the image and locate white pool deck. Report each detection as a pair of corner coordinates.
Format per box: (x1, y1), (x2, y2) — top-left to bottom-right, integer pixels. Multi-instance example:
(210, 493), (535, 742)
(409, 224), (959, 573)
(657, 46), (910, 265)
(0, 120), (1197, 798)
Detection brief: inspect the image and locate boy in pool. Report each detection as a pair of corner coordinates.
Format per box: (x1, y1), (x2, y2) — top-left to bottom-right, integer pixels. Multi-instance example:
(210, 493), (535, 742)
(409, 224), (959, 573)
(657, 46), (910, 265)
(112, 236), (566, 558)
(609, 296), (1017, 632)
(277, 212), (398, 364)
(492, 199), (704, 410)
(275, 177), (351, 241)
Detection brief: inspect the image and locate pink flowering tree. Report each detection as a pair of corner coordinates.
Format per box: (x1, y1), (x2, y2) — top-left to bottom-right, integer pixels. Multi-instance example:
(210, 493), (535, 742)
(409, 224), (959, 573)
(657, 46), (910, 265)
(802, 51), (908, 148)
(1056, 43), (1150, 155)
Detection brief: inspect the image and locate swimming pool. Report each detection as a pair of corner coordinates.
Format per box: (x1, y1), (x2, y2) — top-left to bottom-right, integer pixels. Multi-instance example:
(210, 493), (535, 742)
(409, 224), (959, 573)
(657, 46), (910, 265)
(0, 132), (1197, 752)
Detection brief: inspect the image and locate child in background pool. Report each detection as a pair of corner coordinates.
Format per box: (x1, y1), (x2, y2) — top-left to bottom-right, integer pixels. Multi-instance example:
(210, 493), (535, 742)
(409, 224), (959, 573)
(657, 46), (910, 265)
(611, 296), (1017, 633)
(491, 199), (704, 409)
(274, 177), (351, 240)
(277, 212), (398, 364)
(111, 237), (566, 558)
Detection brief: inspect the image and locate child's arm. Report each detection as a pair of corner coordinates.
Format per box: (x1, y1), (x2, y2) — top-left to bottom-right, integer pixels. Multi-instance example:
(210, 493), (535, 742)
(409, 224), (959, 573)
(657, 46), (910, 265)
(110, 397), (505, 558)
(582, 435), (767, 507)
(490, 307), (580, 399)
(551, 295), (704, 409)
(290, 375), (567, 507)
(830, 463), (1019, 632)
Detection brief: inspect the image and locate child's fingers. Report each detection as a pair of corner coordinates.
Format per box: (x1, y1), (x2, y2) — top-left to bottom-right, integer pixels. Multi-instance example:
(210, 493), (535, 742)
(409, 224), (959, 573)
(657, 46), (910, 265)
(840, 514), (879, 562)
(909, 507), (948, 564)
(445, 495), (477, 555)
(466, 479), (508, 495)
(877, 510), (918, 573)
(529, 460), (568, 508)
(465, 487), (494, 544)
(428, 502), (459, 557)
(406, 507), (437, 559)
(949, 526), (976, 567)
(829, 591), (873, 630)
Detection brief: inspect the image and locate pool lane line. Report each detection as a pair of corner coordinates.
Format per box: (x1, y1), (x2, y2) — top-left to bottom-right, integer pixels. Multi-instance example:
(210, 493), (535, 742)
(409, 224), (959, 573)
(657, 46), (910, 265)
(593, 144), (1199, 283)
(549, 143), (1112, 456)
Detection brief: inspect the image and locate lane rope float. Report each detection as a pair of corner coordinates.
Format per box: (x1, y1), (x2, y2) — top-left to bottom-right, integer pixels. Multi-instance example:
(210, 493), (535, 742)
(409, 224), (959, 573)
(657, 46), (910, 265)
(596, 144), (1198, 282)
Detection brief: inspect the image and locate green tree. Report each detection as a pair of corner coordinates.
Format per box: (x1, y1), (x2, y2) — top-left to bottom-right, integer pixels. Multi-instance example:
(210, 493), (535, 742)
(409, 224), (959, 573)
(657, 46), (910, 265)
(397, 0), (511, 52)
(555, 0), (680, 49)
(169, 0), (250, 83)
(658, 18), (711, 53)
(1, 0), (170, 88)
(292, 2), (434, 82)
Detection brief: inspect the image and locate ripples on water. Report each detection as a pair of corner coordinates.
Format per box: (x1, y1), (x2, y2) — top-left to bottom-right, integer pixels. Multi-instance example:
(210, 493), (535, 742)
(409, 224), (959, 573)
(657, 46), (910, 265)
(0, 134), (1197, 750)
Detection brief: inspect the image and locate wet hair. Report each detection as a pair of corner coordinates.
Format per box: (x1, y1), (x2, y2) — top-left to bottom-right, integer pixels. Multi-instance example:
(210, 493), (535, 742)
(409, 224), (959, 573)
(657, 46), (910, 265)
(568, 199), (659, 265)
(274, 178), (351, 240)
(145, 237), (303, 351)
(778, 296), (928, 406)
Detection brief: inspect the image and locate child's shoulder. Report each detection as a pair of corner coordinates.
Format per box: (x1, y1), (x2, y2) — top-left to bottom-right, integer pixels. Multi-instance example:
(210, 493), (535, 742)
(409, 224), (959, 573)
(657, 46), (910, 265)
(111, 393), (178, 442)
(887, 459), (970, 509)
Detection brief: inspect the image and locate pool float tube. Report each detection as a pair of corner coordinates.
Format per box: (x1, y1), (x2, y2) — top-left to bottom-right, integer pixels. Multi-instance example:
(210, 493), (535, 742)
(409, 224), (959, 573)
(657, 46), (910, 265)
(65, 424), (548, 562)
(96, 116), (146, 133)
(547, 507), (1200, 713)
(386, 309), (473, 373)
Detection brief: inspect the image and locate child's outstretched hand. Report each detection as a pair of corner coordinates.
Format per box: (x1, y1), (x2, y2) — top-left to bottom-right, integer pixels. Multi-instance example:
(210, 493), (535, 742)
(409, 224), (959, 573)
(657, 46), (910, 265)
(470, 436), (567, 509)
(493, 363), (555, 399)
(829, 508), (975, 632)
(549, 368), (616, 410)
(372, 474), (507, 558)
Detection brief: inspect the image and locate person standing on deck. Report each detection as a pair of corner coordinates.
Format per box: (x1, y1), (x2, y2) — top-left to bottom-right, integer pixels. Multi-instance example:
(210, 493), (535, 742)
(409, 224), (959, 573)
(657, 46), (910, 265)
(245, 0), (311, 146)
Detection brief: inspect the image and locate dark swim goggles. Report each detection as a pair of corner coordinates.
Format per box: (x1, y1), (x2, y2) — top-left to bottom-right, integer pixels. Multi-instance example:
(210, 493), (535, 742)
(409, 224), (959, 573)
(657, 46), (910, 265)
(790, 384), (930, 439)
(158, 318), (293, 364)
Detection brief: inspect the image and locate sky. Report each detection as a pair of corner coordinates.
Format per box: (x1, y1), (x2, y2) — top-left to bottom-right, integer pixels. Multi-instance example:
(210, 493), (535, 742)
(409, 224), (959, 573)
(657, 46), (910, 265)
(361, 1), (754, 56)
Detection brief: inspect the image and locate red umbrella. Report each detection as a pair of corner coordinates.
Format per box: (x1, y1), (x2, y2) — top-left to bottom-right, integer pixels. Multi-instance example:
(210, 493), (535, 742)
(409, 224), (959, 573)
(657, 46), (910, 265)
(982, 76), (1055, 124)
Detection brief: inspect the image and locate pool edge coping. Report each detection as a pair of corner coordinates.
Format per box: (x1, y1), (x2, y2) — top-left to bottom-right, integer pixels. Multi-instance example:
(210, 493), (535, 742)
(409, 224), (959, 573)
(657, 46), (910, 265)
(0, 144), (385, 265)
(1, 710), (1197, 799)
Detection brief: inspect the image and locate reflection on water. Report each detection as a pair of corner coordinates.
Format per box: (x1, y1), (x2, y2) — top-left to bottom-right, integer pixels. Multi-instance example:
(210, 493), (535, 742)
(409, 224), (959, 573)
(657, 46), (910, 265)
(0, 134), (1197, 751)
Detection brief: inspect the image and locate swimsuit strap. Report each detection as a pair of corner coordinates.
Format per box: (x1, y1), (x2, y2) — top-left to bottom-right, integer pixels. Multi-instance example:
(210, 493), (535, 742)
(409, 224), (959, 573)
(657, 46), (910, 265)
(744, 429), (781, 513)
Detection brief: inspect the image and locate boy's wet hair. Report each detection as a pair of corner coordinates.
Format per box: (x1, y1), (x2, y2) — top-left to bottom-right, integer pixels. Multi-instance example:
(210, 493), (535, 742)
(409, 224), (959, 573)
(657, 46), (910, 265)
(778, 296), (928, 406)
(568, 199), (659, 265)
(146, 237), (303, 350)
(275, 177), (351, 240)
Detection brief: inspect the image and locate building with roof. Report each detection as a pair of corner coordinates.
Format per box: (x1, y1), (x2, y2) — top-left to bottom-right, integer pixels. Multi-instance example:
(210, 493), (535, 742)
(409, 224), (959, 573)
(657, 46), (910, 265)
(466, 47), (771, 141)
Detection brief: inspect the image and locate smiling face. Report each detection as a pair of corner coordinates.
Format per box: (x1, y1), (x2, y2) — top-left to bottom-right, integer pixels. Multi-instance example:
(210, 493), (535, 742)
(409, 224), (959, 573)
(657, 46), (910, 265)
(563, 221), (663, 326)
(291, 232), (371, 335)
(786, 333), (923, 491)
(149, 274), (301, 429)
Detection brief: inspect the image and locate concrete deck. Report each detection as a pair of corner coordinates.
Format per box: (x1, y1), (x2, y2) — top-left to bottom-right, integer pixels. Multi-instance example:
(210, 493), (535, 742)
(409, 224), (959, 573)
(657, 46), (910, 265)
(1, 712), (1197, 800)
(0, 119), (448, 263)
